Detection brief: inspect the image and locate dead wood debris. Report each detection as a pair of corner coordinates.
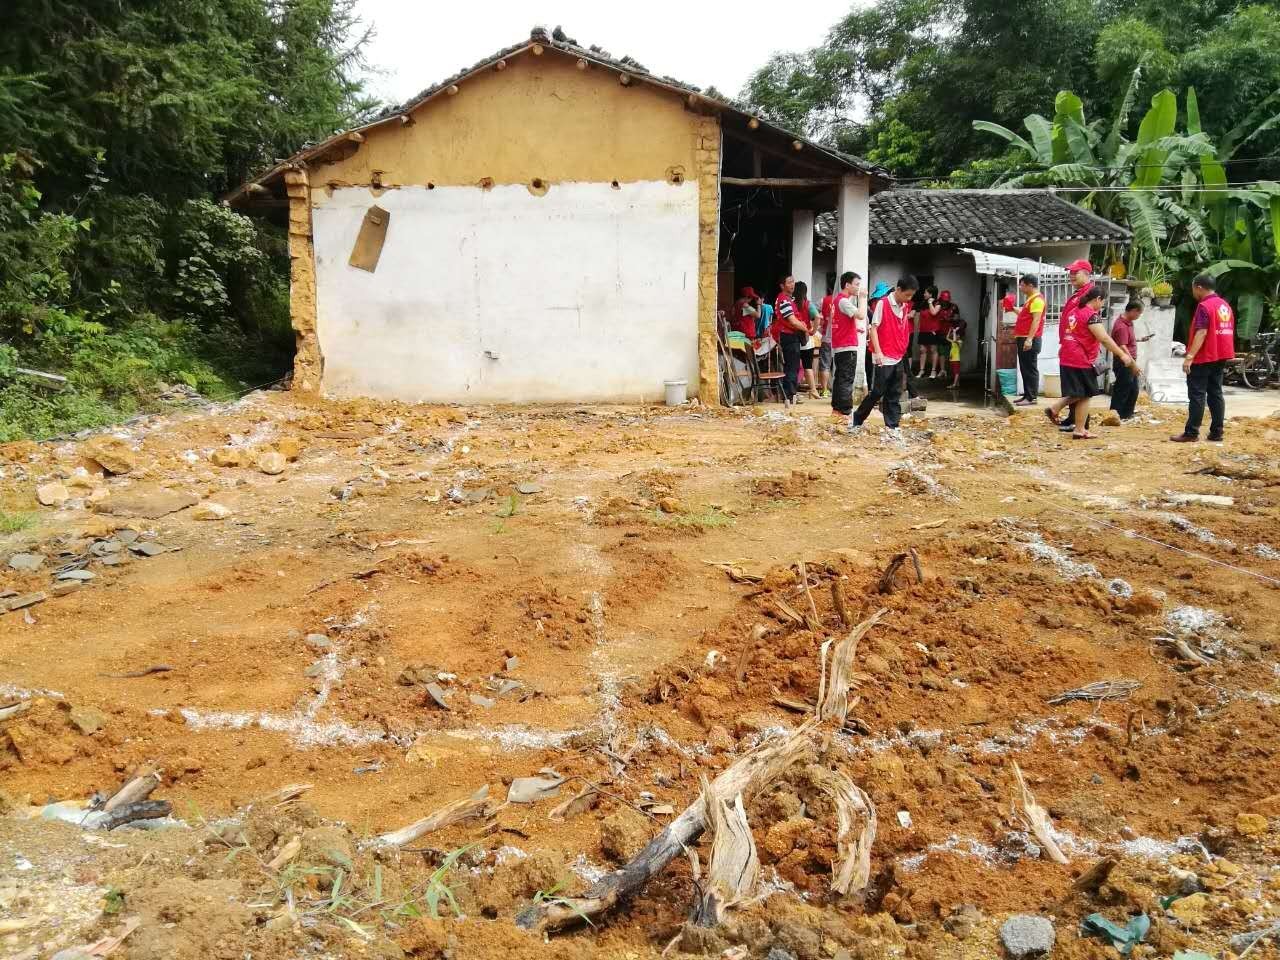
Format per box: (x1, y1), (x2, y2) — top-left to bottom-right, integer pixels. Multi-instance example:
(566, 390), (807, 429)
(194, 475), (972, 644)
(1011, 761), (1069, 865)
(876, 551), (923, 594)
(1047, 679), (1141, 705)
(690, 782), (759, 927)
(516, 609), (887, 935)
(376, 785), (491, 847)
(811, 767), (876, 897)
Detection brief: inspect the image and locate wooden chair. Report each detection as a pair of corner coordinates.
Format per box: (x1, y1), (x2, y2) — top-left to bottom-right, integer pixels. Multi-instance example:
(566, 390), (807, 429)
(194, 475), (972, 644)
(752, 339), (787, 403)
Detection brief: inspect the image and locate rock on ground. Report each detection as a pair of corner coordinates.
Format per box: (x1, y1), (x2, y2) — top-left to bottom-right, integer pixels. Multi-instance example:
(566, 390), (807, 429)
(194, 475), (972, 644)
(36, 481), (69, 506)
(999, 915), (1056, 958)
(82, 437), (137, 475)
(257, 451), (286, 475)
(599, 807), (651, 863)
(191, 501), (232, 520)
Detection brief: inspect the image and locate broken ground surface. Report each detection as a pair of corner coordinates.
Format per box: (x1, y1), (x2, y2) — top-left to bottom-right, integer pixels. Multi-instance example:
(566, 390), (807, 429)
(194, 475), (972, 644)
(1, 391), (1279, 960)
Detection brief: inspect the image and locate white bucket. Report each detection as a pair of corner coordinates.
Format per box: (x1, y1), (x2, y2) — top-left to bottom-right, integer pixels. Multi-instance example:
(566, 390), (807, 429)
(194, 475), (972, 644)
(663, 379), (688, 406)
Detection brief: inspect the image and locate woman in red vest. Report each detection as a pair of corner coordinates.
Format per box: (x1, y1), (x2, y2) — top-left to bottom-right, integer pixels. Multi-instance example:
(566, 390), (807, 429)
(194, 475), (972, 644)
(1045, 284), (1140, 439)
(1172, 273), (1235, 442)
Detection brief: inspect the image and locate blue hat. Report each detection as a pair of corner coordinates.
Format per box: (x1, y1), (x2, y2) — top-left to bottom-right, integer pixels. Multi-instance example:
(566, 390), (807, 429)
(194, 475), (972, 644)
(869, 281), (893, 299)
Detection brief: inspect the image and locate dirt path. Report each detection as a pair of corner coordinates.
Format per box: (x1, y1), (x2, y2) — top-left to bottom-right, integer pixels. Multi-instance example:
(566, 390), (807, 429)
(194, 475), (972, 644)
(1, 392), (1278, 960)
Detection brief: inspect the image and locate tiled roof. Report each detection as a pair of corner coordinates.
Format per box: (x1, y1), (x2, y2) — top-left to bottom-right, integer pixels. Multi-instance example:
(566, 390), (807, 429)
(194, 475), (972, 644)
(226, 26), (888, 203)
(868, 190), (1130, 246)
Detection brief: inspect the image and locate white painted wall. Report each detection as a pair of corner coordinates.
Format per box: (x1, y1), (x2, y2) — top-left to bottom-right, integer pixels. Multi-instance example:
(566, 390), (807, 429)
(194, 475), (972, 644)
(311, 181), (700, 403)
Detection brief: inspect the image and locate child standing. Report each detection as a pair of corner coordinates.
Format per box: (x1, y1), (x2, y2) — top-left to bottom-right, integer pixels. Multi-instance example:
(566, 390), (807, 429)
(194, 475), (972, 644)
(946, 319), (964, 388)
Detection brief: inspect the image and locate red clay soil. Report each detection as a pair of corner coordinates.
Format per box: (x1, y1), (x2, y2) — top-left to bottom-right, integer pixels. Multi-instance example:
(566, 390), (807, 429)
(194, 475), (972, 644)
(1, 391), (1278, 959)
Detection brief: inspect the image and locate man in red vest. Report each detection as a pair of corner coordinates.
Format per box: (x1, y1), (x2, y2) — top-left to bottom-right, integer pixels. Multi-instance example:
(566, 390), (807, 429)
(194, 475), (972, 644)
(851, 275), (918, 433)
(1012, 274), (1047, 405)
(1172, 273), (1235, 443)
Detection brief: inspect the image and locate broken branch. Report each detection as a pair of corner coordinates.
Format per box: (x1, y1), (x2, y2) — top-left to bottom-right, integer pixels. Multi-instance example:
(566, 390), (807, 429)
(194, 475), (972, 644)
(376, 785), (491, 847)
(518, 608), (888, 935)
(1011, 761), (1069, 865)
(811, 767), (876, 897)
(689, 782), (759, 927)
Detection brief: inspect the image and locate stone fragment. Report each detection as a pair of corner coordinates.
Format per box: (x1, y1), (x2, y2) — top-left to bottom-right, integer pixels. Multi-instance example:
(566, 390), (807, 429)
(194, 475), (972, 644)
(36, 482), (69, 506)
(7, 553), (44, 572)
(257, 451), (286, 475)
(998, 915), (1056, 958)
(191, 501), (231, 520)
(83, 437), (137, 475)
(68, 706), (107, 736)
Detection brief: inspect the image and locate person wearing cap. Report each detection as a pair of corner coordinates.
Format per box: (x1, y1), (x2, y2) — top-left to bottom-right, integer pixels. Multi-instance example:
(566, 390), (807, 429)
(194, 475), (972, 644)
(732, 287), (761, 338)
(862, 280), (893, 392)
(1057, 259), (1095, 432)
(829, 271), (865, 421)
(1172, 273), (1235, 443)
(1046, 284), (1139, 439)
(1012, 274), (1047, 405)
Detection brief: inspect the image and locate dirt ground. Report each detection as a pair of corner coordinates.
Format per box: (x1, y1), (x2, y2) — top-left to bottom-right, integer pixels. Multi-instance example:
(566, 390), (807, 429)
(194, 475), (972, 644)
(1, 388), (1279, 960)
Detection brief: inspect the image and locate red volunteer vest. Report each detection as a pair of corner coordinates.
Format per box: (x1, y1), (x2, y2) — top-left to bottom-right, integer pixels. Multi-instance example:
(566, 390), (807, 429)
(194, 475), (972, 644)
(1014, 293), (1045, 338)
(1194, 294), (1236, 364)
(875, 298), (912, 361)
(1058, 286), (1087, 342)
(831, 292), (860, 350)
(1059, 305), (1101, 368)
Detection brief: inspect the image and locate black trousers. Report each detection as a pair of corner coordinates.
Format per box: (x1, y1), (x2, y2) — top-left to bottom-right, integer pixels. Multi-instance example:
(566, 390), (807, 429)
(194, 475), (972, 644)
(1110, 356), (1139, 419)
(832, 350), (858, 415)
(1183, 359), (1227, 438)
(779, 333), (804, 401)
(854, 362), (905, 429)
(1017, 336), (1042, 402)
(868, 346), (918, 399)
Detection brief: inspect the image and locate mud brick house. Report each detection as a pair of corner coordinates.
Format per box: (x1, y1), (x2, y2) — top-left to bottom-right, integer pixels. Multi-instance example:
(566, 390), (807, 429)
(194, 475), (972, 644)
(227, 26), (891, 405)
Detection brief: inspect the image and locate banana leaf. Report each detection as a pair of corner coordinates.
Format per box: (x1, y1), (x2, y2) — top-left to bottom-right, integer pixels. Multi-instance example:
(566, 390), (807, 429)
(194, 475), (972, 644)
(1133, 90), (1177, 189)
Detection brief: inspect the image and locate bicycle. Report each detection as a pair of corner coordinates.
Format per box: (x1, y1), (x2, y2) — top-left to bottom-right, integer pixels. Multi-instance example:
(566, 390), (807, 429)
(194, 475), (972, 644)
(1239, 331), (1278, 390)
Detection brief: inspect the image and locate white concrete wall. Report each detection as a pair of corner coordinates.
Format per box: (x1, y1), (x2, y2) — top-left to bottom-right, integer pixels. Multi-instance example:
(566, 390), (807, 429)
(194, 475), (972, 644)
(310, 181), (700, 403)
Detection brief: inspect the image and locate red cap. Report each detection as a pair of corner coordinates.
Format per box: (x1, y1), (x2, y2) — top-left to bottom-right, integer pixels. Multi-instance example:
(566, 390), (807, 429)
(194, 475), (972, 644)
(939, 290), (952, 302)
(1066, 259), (1093, 275)
(1001, 293), (1016, 311)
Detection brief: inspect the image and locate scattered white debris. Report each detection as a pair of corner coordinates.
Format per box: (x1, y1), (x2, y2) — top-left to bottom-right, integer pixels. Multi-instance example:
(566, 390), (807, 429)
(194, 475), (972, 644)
(897, 810), (913, 829)
(568, 853), (608, 885)
(1166, 605), (1224, 636)
(1020, 532), (1100, 581)
(1107, 578), (1134, 598)
(444, 725), (584, 751)
(900, 835), (998, 872)
(1254, 544), (1280, 561)
(177, 707), (384, 748)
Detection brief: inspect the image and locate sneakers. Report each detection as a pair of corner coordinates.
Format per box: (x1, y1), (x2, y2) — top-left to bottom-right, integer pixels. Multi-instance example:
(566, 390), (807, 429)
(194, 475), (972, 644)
(847, 422), (863, 436)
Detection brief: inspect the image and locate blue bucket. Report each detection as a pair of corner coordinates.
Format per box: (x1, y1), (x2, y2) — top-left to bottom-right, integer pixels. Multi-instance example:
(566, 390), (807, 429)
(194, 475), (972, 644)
(996, 368), (1018, 395)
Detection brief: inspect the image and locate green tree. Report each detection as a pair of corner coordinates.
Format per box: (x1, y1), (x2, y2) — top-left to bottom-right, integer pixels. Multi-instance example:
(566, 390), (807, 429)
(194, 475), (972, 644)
(0, 0), (376, 439)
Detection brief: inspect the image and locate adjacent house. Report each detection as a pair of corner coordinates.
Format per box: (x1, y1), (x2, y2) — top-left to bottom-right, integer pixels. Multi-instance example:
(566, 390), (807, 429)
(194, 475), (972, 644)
(815, 189), (1130, 392)
(228, 26), (890, 405)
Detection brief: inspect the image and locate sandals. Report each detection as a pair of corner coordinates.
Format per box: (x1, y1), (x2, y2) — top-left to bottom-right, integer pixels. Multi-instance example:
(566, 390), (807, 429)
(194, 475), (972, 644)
(1044, 408), (1060, 426)
(1072, 431), (1097, 440)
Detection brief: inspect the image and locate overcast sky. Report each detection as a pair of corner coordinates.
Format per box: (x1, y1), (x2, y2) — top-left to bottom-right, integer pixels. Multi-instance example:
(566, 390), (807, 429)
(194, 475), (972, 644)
(354, 1), (859, 107)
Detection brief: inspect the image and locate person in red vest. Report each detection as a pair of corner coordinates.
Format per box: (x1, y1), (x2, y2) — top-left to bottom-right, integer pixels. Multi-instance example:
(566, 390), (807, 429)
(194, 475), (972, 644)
(1057, 259), (1095, 432)
(774, 275), (809, 410)
(851, 275), (918, 433)
(914, 286), (945, 378)
(828, 271), (864, 421)
(731, 287), (761, 338)
(1012, 274), (1047, 405)
(1172, 273), (1235, 442)
(1045, 284), (1139, 439)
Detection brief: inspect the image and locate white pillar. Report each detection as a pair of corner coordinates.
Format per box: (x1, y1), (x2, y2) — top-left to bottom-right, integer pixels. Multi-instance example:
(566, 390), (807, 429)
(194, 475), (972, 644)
(837, 175), (871, 389)
(790, 209), (814, 296)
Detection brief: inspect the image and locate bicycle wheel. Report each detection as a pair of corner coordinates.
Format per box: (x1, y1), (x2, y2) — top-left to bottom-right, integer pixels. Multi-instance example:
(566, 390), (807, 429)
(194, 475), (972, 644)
(1241, 351), (1274, 390)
